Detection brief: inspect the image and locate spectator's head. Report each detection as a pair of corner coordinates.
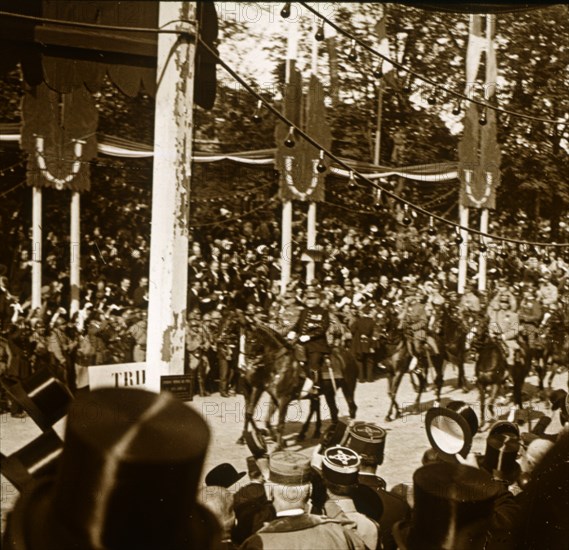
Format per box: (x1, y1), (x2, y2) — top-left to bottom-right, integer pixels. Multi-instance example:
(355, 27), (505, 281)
(3, 388), (219, 550)
(267, 451), (312, 512)
(519, 438), (554, 475)
(393, 462), (501, 550)
(200, 486), (235, 541)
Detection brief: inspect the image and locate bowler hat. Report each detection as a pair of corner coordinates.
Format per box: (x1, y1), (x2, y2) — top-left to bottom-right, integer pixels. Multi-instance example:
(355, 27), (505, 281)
(205, 462), (246, 488)
(3, 388), (218, 550)
(321, 446), (360, 487)
(425, 401), (479, 459)
(344, 422), (387, 466)
(393, 462), (502, 550)
(269, 450), (312, 485)
(0, 368), (73, 432)
(478, 432), (521, 484)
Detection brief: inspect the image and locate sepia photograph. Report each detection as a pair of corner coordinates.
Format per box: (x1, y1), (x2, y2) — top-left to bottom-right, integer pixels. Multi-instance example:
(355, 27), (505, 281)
(1, 2), (568, 549)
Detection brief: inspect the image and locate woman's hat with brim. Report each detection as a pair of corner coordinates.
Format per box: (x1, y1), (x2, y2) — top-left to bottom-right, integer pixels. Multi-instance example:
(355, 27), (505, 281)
(3, 388), (219, 550)
(425, 401), (479, 460)
(392, 462), (502, 550)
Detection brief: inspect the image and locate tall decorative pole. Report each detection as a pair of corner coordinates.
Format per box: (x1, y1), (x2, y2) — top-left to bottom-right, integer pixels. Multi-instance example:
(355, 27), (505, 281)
(146, 2), (196, 391)
(306, 19), (318, 285)
(70, 191), (80, 315)
(31, 187), (42, 310)
(280, 18), (298, 295)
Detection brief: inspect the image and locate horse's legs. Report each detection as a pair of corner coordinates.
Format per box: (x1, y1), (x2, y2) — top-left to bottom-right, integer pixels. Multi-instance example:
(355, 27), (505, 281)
(275, 398), (291, 451)
(433, 358), (444, 407)
(387, 369), (405, 420)
(313, 394), (322, 439)
(341, 379), (358, 420)
(237, 385), (263, 444)
(478, 383), (486, 428)
(297, 395), (316, 441)
(321, 380), (339, 425)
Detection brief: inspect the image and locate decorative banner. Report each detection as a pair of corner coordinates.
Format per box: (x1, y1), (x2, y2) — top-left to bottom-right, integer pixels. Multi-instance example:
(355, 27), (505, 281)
(21, 83), (98, 191)
(465, 14), (485, 94)
(275, 74), (332, 202)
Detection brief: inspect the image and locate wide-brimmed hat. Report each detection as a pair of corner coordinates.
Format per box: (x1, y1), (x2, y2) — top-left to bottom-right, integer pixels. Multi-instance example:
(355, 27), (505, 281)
(344, 422), (387, 466)
(0, 368), (73, 432)
(392, 462), (502, 550)
(205, 462), (246, 488)
(425, 401), (479, 460)
(477, 432), (521, 484)
(4, 388), (218, 550)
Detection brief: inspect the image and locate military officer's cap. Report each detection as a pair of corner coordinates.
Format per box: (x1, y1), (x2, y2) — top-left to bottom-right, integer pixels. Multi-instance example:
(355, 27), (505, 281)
(268, 451), (312, 485)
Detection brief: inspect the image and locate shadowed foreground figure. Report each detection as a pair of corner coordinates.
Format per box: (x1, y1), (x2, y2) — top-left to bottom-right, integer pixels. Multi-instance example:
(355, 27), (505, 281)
(3, 388), (221, 550)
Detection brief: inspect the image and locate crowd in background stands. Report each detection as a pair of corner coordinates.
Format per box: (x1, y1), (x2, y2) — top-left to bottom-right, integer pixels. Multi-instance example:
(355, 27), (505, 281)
(1, 205), (568, 404)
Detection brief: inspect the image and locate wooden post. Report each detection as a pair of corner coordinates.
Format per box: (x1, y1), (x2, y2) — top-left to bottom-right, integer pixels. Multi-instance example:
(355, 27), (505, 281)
(306, 202), (317, 284)
(478, 208), (489, 292)
(69, 192), (80, 315)
(457, 204), (469, 294)
(281, 200), (292, 295)
(31, 187), (42, 310)
(146, 3), (196, 391)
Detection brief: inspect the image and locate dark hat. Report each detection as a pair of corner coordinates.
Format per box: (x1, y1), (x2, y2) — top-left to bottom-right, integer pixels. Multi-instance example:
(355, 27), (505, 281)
(344, 422), (387, 466)
(244, 430), (268, 459)
(550, 388), (569, 426)
(393, 462), (502, 550)
(268, 451), (312, 485)
(351, 483), (384, 523)
(0, 428), (63, 491)
(321, 446), (360, 488)
(425, 401), (479, 459)
(4, 388), (218, 550)
(0, 368), (73, 432)
(205, 462), (246, 488)
(488, 420), (520, 439)
(478, 432), (521, 484)
(318, 420), (350, 453)
(304, 286), (320, 300)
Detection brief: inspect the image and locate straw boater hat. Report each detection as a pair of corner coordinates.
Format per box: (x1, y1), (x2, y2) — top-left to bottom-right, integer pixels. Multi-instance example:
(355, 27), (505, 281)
(3, 388), (219, 550)
(393, 462), (502, 550)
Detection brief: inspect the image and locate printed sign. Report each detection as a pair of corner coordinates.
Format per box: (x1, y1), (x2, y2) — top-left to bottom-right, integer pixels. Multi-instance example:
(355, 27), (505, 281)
(88, 362), (150, 391)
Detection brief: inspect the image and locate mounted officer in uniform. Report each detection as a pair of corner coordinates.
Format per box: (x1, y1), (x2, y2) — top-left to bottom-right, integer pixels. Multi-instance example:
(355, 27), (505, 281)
(288, 285), (331, 397)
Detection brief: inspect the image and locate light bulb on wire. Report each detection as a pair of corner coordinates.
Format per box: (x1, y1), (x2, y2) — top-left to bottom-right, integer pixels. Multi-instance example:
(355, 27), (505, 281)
(402, 204), (412, 226)
(454, 227), (463, 246)
(348, 171), (357, 190)
(452, 100), (461, 116)
(427, 88), (437, 105)
(402, 74), (413, 94)
(427, 217), (436, 236)
(284, 126), (295, 148)
(315, 21), (325, 42)
(280, 3), (291, 18)
(373, 62), (383, 80)
(316, 150), (326, 173)
(479, 106), (487, 126)
(252, 99), (262, 124)
(347, 39), (357, 62)
(479, 238), (488, 254)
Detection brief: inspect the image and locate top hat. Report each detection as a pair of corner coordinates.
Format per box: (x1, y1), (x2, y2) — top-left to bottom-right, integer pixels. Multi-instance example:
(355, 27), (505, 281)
(268, 451), (312, 486)
(318, 420), (350, 453)
(0, 428), (63, 491)
(393, 462), (502, 550)
(0, 368), (74, 432)
(550, 389), (569, 426)
(478, 432), (521, 484)
(205, 462), (246, 488)
(425, 401), (479, 459)
(321, 446), (360, 488)
(488, 420), (520, 440)
(4, 388), (218, 550)
(344, 422), (387, 466)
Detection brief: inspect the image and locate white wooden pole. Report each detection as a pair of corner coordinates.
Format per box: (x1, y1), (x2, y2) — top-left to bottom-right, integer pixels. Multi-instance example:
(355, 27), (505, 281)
(457, 204), (469, 294)
(281, 200), (292, 295)
(146, 3), (196, 391)
(478, 208), (489, 293)
(31, 187), (42, 310)
(306, 202), (316, 284)
(69, 192), (80, 315)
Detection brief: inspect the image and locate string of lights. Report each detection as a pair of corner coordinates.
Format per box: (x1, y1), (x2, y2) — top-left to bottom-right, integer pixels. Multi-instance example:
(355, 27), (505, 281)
(197, 35), (568, 250)
(295, 2), (567, 127)
(0, 181), (26, 199)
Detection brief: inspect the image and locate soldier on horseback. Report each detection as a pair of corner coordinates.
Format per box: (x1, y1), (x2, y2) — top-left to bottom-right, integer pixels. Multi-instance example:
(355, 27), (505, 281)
(287, 285), (331, 398)
(518, 286), (542, 351)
